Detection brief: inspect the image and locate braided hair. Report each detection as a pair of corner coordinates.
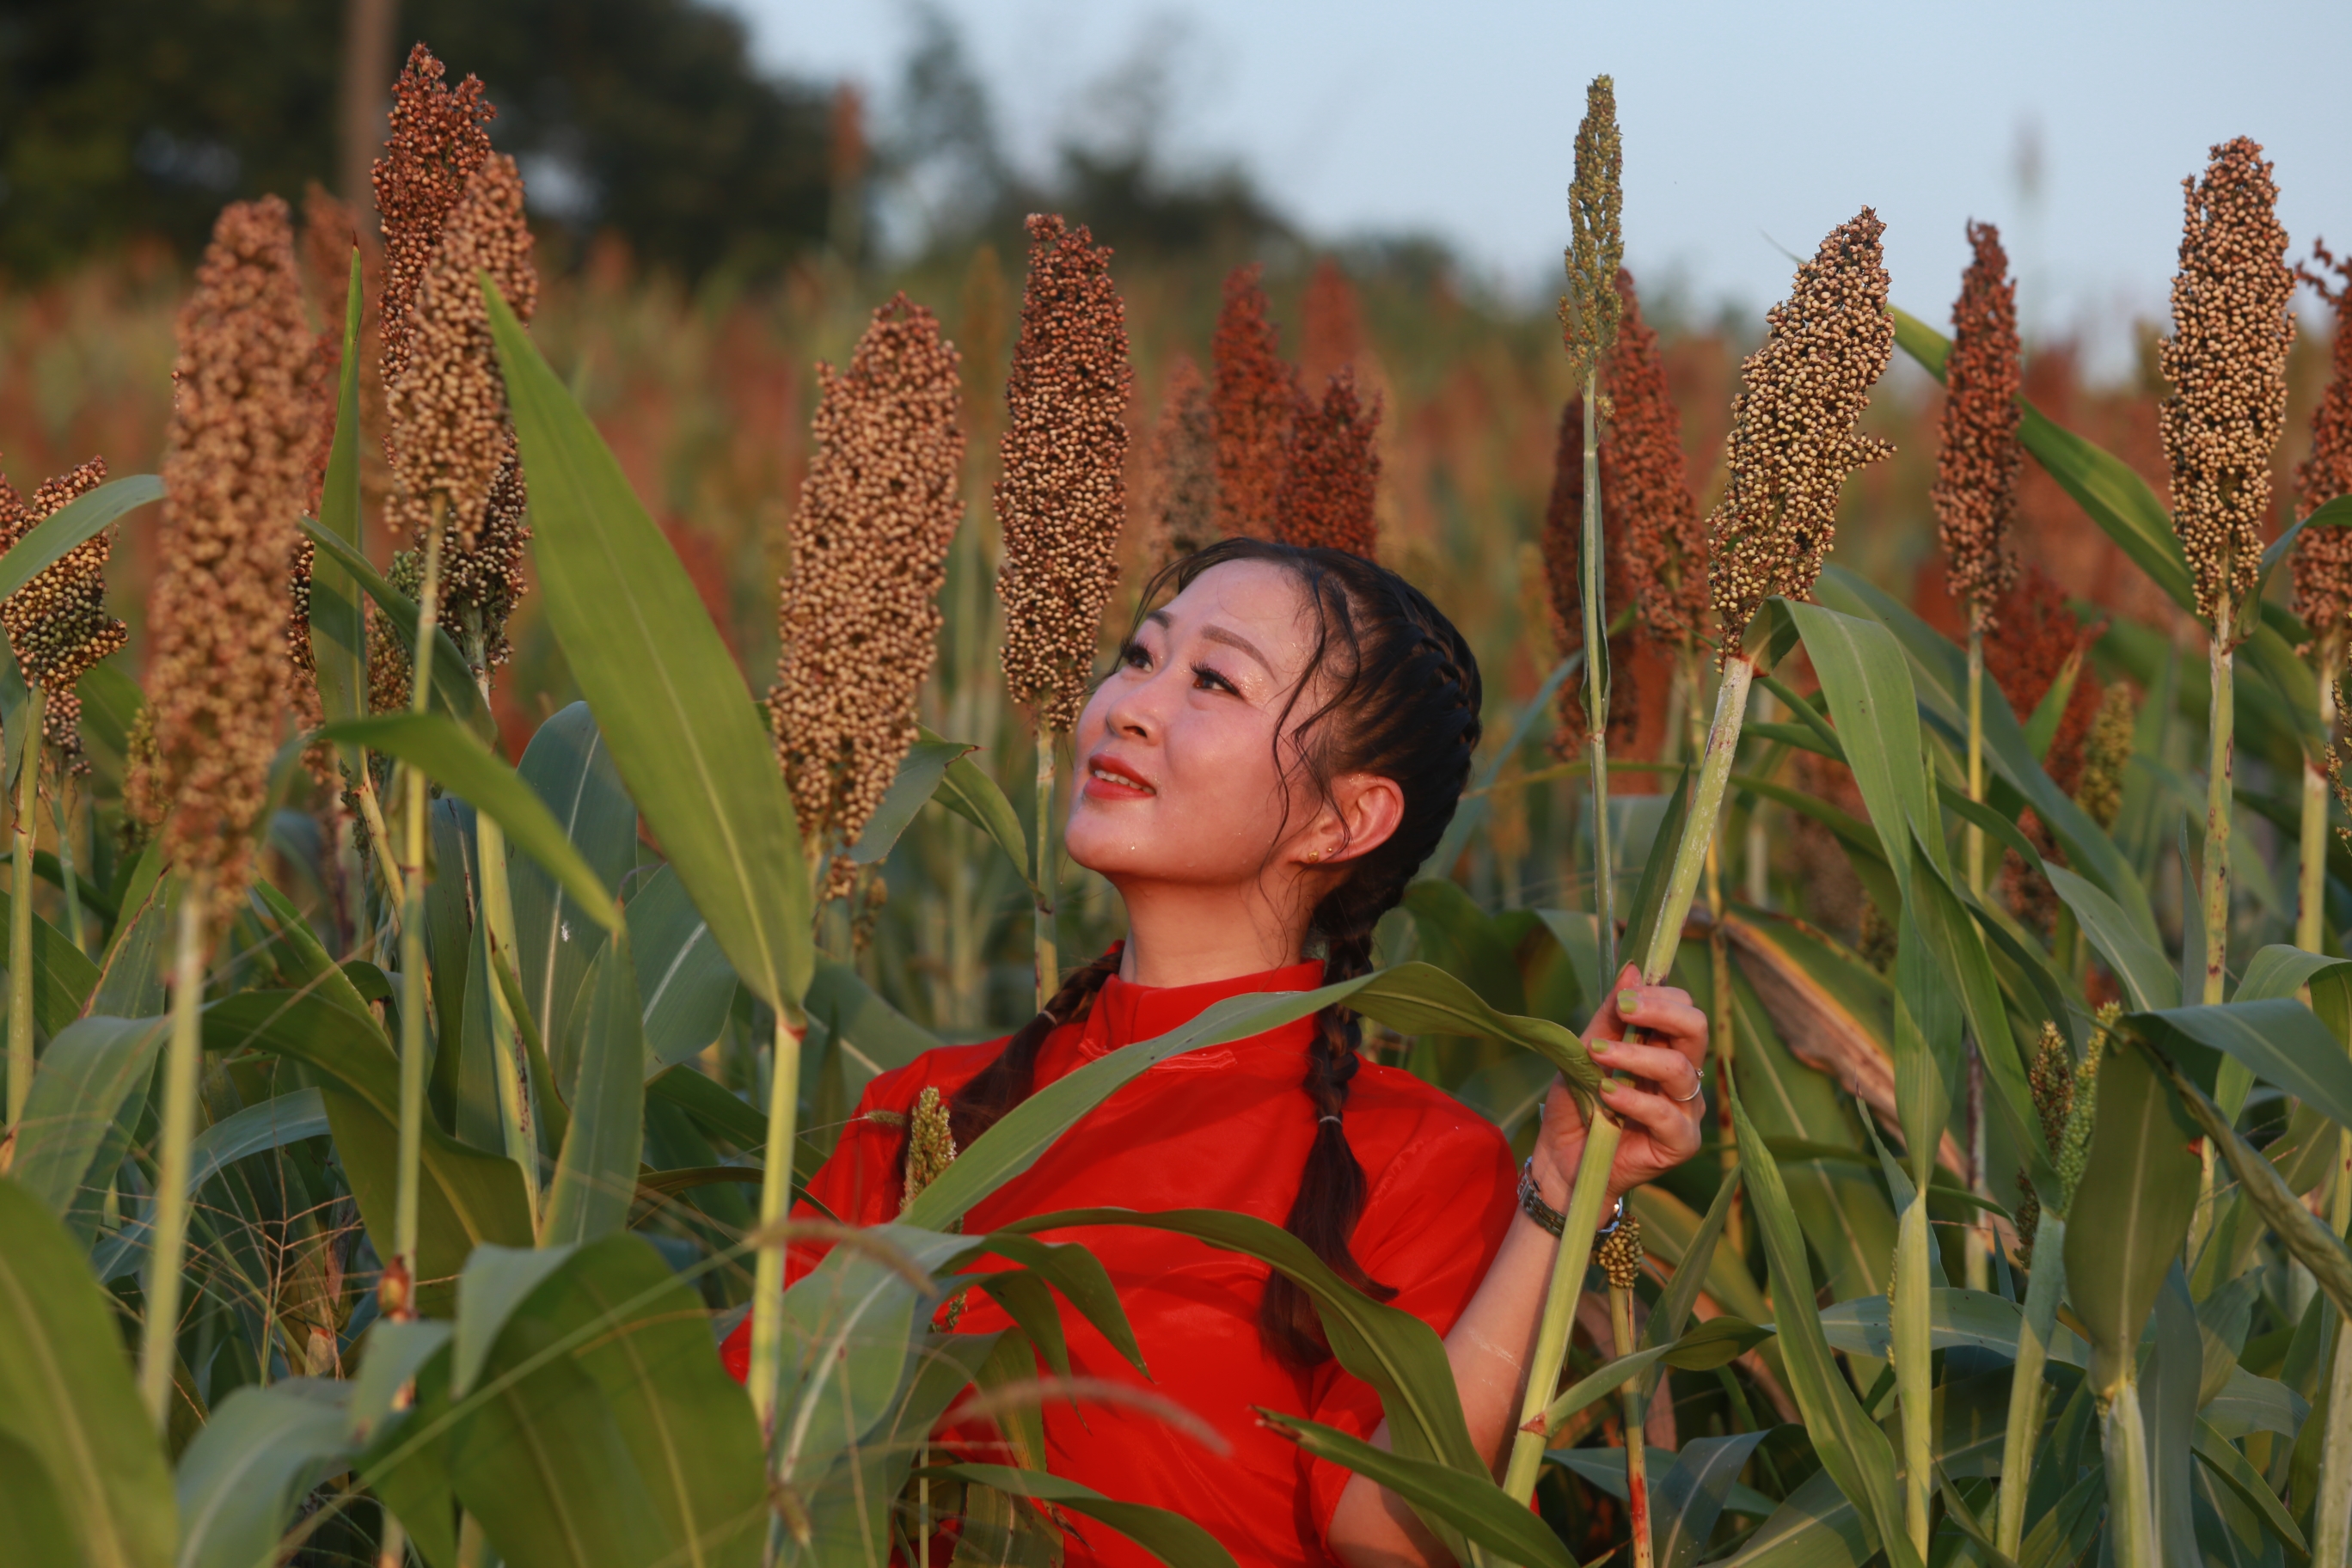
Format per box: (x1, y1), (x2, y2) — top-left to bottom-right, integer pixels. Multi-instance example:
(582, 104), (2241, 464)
(945, 536), (1483, 1369)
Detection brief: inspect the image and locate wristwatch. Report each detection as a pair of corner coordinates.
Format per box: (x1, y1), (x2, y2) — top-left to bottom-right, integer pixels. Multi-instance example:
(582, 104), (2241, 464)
(1517, 1156), (1624, 1240)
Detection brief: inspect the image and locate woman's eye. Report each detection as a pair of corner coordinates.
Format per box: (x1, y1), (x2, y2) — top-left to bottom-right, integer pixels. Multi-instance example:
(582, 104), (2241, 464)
(1191, 664), (1236, 695)
(1120, 643), (1151, 671)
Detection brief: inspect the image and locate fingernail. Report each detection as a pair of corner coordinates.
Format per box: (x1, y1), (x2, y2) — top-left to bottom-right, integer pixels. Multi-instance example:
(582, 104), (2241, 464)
(1601, 1079), (1620, 1095)
(1619, 990), (1640, 1016)
(1589, 1039), (1611, 1057)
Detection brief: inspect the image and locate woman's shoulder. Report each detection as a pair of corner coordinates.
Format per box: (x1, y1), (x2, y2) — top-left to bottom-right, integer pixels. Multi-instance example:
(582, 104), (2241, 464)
(1345, 1059), (1515, 1170)
(855, 1037), (1008, 1115)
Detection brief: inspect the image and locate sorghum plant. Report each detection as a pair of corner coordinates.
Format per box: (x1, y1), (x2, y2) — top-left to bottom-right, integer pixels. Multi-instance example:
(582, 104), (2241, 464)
(1930, 221), (2023, 897)
(1509, 205), (1896, 1505)
(995, 214), (1132, 1004)
(135, 194), (318, 1425)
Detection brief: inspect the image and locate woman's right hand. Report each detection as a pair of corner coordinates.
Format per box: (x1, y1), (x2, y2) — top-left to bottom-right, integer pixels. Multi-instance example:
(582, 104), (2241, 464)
(1529, 963), (1710, 1208)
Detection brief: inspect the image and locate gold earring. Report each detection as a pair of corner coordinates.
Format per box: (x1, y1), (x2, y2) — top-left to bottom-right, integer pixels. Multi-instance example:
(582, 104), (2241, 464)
(1305, 848), (1324, 865)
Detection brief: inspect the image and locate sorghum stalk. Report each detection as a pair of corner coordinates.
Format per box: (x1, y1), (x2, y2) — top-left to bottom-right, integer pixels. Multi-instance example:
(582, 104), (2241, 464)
(747, 1008), (805, 1438)
(1894, 1191), (1933, 1555)
(138, 870), (211, 1426)
(1994, 1213), (2067, 1556)
(389, 506), (449, 1317)
(5, 686), (40, 1130)
(52, 779), (83, 952)
(2316, 1339), (2352, 1568)
(1583, 383), (1618, 989)
(1035, 736), (1057, 1008)
(1600, 1219), (1652, 1568)
(1508, 206), (1894, 1504)
(2104, 1375), (2159, 1568)
(1967, 634), (1985, 894)
(2006, 1024), (2094, 1557)
(2300, 634), (2341, 952)
(456, 614), (537, 1218)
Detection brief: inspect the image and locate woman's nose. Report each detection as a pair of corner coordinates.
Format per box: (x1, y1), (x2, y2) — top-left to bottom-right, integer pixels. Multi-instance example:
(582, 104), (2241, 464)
(1100, 667), (1173, 740)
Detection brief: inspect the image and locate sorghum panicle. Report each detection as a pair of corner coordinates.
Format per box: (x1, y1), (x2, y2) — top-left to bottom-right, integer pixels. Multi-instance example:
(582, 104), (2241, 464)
(772, 295), (965, 898)
(0, 457), (126, 761)
(1709, 210), (1896, 654)
(1539, 396), (1637, 750)
(138, 198), (321, 915)
(1142, 355), (1219, 568)
(1211, 263), (1295, 539)
(901, 1086), (959, 1212)
(2159, 137), (2295, 639)
(995, 215), (1134, 734)
(1559, 76), (1625, 395)
(2291, 241), (2352, 639)
(2074, 681), (2136, 830)
(373, 44), (494, 396)
(1276, 367), (1381, 558)
(1606, 269), (1706, 646)
(387, 153), (537, 556)
(1932, 221), (2024, 630)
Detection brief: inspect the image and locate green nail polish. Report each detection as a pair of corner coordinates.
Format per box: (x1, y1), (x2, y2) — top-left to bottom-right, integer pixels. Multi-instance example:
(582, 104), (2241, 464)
(1618, 989), (1640, 1015)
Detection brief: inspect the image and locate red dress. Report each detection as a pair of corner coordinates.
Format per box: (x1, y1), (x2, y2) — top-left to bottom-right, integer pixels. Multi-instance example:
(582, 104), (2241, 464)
(721, 959), (1517, 1565)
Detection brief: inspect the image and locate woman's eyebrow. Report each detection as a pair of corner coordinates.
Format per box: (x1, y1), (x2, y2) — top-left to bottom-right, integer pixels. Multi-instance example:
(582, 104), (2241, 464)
(1142, 608), (1275, 677)
(1197, 624), (1275, 676)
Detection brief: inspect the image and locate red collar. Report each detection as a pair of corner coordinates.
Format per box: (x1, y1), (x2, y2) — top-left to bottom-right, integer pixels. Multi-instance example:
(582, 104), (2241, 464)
(1075, 955), (1329, 1061)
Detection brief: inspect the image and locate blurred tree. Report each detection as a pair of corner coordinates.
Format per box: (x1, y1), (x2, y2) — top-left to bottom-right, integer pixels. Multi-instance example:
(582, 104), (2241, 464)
(877, 4), (1290, 268)
(0, 0), (836, 279)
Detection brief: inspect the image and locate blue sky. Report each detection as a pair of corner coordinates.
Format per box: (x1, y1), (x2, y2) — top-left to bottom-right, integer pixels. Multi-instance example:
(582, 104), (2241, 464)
(728, 0), (2351, 357)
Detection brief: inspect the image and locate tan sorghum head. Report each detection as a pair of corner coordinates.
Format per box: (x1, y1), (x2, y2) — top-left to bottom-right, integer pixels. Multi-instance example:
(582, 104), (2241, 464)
(995, 214), (1134, 733)
(138, 198), (320, 916)
(2159, 136), (2295, 640)
(387, 152), (537, 557)
(2291, 241), (2352, 641)
(1559, 76), (1625, 396)
(1710, 209), (1896, 656)
(1932, 221), (2024, 632)
(1211, 262), (1295, 539)
(771, 295), (965, 898)
(373, 44), (494, 395)
(1142, 354), (1219, 569)
(1276, 367), (1381, 559)
(0, 457), (126, 763)
(1606, 269), (1706, 648)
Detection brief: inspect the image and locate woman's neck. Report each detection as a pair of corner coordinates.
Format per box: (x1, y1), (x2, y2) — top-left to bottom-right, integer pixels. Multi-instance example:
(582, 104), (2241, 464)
(1112, 879), (1310, 989)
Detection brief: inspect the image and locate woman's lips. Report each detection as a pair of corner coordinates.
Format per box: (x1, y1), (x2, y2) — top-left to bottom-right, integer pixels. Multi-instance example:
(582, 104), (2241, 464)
(1081, 756), (1156, 799)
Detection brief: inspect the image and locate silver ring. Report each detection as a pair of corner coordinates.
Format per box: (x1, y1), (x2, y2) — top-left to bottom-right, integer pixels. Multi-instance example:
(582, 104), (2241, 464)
(1674, 1075), (1705, 1104)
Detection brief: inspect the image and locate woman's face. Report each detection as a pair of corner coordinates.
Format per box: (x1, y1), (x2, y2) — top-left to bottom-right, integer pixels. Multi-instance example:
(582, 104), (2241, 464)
(1063, 560), (1336, 896)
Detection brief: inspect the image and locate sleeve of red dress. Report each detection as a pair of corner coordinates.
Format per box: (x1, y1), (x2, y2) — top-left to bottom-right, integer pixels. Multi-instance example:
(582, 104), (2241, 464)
(1302, 1115), (1518, 1542)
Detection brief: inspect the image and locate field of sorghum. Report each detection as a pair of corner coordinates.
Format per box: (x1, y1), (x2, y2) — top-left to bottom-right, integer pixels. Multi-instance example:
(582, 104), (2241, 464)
(6, 39), (2352, 1568)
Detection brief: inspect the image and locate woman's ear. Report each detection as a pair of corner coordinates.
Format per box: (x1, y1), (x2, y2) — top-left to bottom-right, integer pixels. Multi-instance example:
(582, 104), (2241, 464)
(1320, 774), (1406, 866)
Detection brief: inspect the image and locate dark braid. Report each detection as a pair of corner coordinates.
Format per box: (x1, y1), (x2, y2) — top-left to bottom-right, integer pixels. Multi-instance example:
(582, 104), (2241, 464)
(945, 948), (1124, 1155)
(935, 537), (1481, 1369)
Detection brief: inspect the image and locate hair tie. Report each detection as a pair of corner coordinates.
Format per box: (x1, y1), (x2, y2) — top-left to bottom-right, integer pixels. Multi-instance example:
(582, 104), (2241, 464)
(1318, 1114), (1344, 1125)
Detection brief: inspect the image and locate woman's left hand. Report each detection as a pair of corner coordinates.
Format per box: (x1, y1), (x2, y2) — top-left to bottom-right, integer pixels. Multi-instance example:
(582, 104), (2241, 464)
(1532, 963), (1710, 1206)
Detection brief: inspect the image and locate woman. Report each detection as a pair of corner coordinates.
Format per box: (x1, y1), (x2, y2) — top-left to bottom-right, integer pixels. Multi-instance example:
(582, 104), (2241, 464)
(725, 538), (1710, 1565)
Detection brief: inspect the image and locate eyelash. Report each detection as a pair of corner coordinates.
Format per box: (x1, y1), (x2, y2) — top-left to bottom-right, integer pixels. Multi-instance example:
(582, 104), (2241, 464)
(1118, 643), (1237, 695)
